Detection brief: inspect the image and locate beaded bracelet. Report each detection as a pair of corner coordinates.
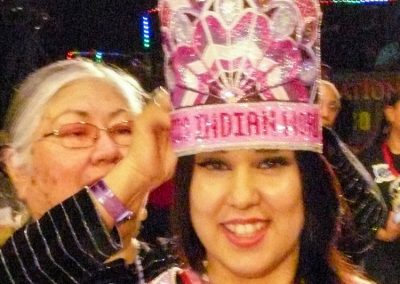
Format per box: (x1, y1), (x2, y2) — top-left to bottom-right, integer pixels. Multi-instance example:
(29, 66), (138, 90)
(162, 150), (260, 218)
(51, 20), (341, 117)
(88, 179), (134, 225)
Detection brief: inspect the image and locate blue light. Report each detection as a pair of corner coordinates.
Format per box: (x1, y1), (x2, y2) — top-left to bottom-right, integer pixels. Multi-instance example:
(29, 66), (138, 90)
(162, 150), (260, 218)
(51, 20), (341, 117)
(141, 13), (153, 49)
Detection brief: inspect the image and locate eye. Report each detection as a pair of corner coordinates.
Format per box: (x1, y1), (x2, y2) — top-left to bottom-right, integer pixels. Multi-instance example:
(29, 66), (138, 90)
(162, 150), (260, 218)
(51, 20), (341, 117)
(196, 159), (229, 171)
(110, 123), (132, 136)
(58, 123), (90, 138)
(328, 103), (340, 111)
(258, 157), (289, 170)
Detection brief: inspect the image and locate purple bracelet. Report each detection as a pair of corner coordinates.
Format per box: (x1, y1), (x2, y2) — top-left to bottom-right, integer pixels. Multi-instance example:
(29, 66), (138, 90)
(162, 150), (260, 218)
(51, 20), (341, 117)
(88, 179), (134, 225)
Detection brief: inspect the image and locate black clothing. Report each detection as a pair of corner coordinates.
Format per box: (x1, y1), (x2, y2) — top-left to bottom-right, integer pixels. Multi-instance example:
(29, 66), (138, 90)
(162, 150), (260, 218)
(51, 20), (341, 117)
(323, 128), (387, 263)
(0, 189), (177, 283)
(359, 143), (400, 284)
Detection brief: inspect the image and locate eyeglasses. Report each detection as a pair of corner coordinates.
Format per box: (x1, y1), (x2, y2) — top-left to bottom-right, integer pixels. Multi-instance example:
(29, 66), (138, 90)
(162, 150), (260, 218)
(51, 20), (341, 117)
(42, 121), (133, 149)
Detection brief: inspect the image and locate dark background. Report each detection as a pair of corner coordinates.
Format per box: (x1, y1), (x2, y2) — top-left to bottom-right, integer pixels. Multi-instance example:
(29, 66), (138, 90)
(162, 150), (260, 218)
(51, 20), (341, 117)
(1, 1), (400, 129)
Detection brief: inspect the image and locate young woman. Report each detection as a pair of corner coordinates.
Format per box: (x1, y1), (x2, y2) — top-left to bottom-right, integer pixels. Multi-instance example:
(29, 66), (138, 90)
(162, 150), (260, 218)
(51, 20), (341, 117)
(151, 0), (376, 282)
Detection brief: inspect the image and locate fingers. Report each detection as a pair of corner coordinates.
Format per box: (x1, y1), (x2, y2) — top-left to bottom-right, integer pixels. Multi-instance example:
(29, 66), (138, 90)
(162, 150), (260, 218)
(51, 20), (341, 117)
(126, 87), (176, 189)
(136, 87), (172, 132)
(152, 86), (173, 112)
(158, 128), (177, 183)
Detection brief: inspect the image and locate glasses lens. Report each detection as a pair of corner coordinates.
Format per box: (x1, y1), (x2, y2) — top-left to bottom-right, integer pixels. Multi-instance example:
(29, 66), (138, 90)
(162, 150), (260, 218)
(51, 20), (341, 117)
(58, 123), (97, 148)
(109, 121), (133, 146)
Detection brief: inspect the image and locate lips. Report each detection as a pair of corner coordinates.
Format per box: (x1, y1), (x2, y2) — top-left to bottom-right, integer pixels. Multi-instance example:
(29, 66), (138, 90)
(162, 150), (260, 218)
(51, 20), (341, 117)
(222, 220), (269, 248)
(224, 222), (265, 236)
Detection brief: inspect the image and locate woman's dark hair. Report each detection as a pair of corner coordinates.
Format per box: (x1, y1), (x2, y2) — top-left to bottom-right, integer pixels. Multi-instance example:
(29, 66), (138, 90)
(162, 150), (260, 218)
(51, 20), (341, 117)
(383, 91), (400, 107)
(172, 151), (360, 283)
(373, 91), (400, 146)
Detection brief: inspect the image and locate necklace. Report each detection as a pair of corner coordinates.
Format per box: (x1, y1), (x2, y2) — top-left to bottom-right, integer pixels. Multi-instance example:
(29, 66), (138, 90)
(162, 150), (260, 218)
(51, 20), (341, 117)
(382, 142), (400, 176)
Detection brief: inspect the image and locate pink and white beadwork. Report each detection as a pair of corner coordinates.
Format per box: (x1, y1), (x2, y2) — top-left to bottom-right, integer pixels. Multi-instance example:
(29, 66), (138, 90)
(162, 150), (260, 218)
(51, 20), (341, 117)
(159, 0), (322, 156)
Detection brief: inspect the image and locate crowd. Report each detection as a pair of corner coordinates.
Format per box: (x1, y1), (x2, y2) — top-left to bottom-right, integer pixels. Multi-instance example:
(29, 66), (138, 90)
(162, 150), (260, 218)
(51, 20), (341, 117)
(0, 0), (398, 283)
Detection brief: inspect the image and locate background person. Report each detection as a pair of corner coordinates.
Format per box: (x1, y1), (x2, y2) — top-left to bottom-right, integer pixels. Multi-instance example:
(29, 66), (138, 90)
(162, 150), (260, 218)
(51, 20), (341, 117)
(318, 79), (342, 128)
(358, 91), (400, 284)
(318, 78), (387, 264)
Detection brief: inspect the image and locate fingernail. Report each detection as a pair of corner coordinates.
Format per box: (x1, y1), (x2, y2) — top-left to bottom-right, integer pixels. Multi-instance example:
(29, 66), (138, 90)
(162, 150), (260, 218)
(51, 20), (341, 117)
(153, 86), (173, 110)
(155, 86), (169, 97)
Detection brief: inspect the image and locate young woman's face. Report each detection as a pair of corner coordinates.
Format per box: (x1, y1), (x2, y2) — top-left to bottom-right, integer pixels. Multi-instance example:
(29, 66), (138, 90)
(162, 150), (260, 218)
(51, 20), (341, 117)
(16, 78), (134, 219)
(190, 149), (304, 283)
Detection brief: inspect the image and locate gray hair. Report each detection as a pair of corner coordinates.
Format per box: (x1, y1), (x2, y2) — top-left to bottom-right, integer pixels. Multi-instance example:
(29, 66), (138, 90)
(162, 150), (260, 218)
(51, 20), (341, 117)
(320, 79), (342, 108)
(6, 59), (148, 168)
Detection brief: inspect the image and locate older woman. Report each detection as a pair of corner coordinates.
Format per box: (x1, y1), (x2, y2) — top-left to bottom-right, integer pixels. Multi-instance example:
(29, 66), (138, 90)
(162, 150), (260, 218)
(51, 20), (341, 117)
(0, 59), (176, 283)
(318, 80), (342, 129)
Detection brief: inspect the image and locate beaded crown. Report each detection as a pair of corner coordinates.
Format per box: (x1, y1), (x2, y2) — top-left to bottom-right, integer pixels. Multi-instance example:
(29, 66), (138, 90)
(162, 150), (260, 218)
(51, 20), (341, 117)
(159, 0), (322, 156)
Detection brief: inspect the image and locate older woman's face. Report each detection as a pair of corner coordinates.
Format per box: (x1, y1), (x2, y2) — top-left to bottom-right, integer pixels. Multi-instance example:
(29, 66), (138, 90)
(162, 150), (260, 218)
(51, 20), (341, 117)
(318, 83), (341, 128)
(190, 149), (304, 282)
(18, 78), (133, 219)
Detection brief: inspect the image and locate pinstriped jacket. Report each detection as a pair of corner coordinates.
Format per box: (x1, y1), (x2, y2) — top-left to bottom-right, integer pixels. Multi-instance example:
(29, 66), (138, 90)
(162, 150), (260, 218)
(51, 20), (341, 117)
(0, 189), (176, 284)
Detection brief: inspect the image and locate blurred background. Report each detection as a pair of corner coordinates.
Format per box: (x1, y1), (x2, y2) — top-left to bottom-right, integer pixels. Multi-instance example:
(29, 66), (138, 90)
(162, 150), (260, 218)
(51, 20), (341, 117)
(1, 0), (400, 151)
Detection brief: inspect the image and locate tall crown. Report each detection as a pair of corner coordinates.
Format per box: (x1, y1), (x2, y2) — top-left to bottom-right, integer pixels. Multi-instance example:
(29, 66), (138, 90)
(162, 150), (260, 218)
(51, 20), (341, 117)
(159, 0), (322, 156)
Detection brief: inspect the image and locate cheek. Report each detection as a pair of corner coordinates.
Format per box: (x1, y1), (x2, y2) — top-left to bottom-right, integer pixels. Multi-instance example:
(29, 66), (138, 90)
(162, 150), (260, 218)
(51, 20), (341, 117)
(264, 177), (304, 228)
(120, 147), (129, 158)
(189, 174), (223, 223)
(30, 147), (87, 201)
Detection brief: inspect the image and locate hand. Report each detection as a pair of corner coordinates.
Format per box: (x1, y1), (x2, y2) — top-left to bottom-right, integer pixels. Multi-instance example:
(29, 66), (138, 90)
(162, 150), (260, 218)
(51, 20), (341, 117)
(101, 87), (177, 229)
(125, 87), (176, 191)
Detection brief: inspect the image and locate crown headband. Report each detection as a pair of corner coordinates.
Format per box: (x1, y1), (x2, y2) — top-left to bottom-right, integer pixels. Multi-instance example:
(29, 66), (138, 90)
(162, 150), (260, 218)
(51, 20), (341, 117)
(159, 0), (323, 156)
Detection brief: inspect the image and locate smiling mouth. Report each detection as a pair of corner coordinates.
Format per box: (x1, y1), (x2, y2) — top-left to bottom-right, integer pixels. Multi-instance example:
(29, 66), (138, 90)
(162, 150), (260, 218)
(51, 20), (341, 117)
(224, 222), (267, 237)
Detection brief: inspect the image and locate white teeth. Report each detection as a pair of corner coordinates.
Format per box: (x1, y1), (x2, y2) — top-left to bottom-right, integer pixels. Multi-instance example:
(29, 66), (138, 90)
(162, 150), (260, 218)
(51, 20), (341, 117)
(225, 222), (265, 236)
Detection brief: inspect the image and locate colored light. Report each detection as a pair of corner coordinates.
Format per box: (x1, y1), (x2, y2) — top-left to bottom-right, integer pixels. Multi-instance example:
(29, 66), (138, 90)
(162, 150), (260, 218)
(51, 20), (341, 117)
(141, 13), (153, 49)
(95, 51), (103, 63)
(66, 51), (74, 60)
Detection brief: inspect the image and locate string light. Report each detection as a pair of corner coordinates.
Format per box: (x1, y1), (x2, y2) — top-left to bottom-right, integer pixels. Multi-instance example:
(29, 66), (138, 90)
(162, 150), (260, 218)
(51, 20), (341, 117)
(141, 13), (152, 50)
(94, 51), (103, 62)
(65, 50), (130, 63)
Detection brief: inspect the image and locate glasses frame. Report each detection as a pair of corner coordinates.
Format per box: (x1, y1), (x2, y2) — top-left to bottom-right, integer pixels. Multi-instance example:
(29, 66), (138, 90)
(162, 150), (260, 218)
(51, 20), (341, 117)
(41, 120), (133, 149)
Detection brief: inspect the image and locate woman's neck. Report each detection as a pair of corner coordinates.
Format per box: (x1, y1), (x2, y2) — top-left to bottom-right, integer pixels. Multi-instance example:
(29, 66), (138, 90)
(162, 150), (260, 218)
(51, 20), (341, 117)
(206, 269), (297, 284)
(387, 132), (400, 154)
(205, 253), (299, 284)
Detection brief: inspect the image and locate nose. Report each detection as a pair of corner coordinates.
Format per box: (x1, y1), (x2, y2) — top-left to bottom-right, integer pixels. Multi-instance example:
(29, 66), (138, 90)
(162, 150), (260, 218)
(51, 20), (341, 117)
(90, 130), (124, 164)
(320, 104), (332, 127)
(227, 167), (260, 209)
(320, 103), (329, 118)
